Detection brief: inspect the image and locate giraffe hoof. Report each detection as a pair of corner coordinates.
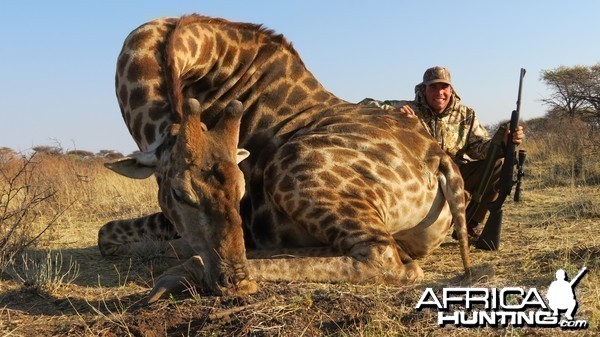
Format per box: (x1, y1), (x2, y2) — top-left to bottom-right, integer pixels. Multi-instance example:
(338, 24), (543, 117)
(145, 274), (188, 305)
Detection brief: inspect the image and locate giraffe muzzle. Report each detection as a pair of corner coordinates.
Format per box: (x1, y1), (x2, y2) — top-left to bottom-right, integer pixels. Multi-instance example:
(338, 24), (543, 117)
(211, 262), (258, 295)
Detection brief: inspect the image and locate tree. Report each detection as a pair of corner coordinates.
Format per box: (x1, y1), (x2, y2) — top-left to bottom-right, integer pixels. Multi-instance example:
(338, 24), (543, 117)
(66, 150), (95, 159)
(96, 149), (124, 160)
(32, 146), (63, 156)
(540, 65), (588, 119)
(0, 147), (17, 164)
(577, 64), (600, 130)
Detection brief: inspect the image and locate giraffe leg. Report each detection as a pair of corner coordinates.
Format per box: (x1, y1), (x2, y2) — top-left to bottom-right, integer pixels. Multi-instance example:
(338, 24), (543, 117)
(247, 241), (423, 284)
(98, 212), (193, 258)
(262, 151), (426, 284)
(146, 255), (259, 304)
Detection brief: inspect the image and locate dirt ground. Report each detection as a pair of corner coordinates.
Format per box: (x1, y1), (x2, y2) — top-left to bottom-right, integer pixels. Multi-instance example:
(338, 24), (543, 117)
(1, 186), (599, 336)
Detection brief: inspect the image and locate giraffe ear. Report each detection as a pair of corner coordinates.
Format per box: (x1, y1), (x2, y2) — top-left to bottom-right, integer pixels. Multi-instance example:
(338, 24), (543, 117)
(104, 151), (158, 179)
(236, 148), (250, 164)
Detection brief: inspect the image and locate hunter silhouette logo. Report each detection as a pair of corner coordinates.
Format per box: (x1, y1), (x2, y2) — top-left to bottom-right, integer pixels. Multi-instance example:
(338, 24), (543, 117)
(546, 267), (587, 321)
(415, 267), (589, 329)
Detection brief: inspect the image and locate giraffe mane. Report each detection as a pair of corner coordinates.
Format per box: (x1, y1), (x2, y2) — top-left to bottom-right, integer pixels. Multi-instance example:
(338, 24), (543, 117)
(185, 14), (301, 60)
(165, 14), (303, 123)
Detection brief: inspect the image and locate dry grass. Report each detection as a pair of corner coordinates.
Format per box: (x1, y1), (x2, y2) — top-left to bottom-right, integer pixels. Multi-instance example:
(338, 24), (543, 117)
(0, 150), (598, 336)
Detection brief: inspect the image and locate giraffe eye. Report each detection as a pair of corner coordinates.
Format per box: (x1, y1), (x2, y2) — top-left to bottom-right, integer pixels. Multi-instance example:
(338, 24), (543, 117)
(171, 188), (184, 203)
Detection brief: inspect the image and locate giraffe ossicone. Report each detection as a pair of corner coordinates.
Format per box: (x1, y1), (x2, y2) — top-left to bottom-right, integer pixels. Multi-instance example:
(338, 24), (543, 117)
(98, 14), (472, 303)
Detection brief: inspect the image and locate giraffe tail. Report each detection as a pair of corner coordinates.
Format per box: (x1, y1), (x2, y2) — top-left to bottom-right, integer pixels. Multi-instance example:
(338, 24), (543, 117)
(438, 156), (472, 276)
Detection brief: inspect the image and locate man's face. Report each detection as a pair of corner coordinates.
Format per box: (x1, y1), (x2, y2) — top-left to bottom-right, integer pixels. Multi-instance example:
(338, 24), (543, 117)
(424, 83), (452, 114)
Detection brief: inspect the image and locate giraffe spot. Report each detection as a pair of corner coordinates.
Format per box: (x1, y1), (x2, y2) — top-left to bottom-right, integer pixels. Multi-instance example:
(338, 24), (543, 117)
(348, 200), (369, 210)
(374, 186), (388, 203)
(187, 36), (198, 58)
(127, 55), (161, 82)
(376, 166), (397, 181)
(313, 90), (331, 102)
(132, 114), (144, 142)
(238, 48), (254, 64)
(286, 86), (308, 106)
(289, 163), (313, 176)
(299, 179), (320, 189)
(173, 36), (187, 54)
(189, 24), (201, 38)
(222, 49), (236, 68)
(118, 85), (129, 110)
(262, 83), (290, 110)
(116, 53), (131, 78)
(214, 71), (229, 85)
(338, 205), (358, 218)
(405, 182), (420, 194)
(256, 115), (275, 130)
(332, 165), (355, 180)
(200, 36), (214, 61)
(278, 107), (294, 116)
(215, 33), (227, 54)
(114, 226), (125, 235)
(240, 30), (254, 43)
(277, 175), (296, 193)
(331, 149), (360, 163)
(307, 207), (326, 220)
(303, 77), (319, 90)
(306, 222), (318, 235)
(289, 61), (304, 81)
(148, 104), (166, 121)
(291, 199), (310, 219)
(318, 171), (341, 187)
(157, 120), (170, 136)
(226, 29), (239, 42)
(126, 29), (154, 50)
(144, 123), (156, 146)
(325, 226), (345, 244)
(321, 214), (338, 226)
(397, 168), (411, 181)
(129, 87), (149, 111)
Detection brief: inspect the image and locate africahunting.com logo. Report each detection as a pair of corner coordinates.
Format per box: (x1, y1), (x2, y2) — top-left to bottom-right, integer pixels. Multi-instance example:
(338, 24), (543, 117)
(415, 267), (588, 330)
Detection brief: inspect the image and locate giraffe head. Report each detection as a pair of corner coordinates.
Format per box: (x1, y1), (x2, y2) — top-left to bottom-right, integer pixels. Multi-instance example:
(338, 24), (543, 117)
(107, 99), (255, 295)
(161, 99), (255, 295)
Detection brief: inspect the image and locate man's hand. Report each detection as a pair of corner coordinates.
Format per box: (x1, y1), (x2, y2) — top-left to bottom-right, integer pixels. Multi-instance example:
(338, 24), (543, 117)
(504, 125), (524, 146)
(397, 104), (417, 118)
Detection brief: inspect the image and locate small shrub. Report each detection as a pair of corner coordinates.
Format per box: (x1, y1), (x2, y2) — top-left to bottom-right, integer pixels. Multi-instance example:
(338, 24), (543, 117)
(7, 250), (80, 293)
(0, 153), (63, 273)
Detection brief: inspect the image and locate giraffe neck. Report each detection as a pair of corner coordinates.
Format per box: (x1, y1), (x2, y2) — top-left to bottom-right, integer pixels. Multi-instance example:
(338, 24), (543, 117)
(117, 15), (342, 155)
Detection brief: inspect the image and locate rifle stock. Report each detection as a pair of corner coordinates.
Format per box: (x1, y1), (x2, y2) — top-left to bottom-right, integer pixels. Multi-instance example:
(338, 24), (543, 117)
(475, 68), (526, 251)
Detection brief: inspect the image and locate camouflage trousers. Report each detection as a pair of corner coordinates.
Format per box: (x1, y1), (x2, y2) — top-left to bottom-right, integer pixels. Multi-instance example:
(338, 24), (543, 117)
(460, 158), (504, 224)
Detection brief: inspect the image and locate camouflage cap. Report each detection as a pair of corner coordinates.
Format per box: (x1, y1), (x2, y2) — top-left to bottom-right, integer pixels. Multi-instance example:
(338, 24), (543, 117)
(422, 66), (452, 86)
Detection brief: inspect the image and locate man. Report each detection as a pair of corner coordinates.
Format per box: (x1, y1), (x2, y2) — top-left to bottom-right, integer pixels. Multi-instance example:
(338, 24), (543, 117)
(360, 66), (524, 238)
(546, 269), (578, 321)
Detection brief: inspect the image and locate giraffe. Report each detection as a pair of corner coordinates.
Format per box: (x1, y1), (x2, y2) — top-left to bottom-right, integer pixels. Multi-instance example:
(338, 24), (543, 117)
(98, 14), (471, 303)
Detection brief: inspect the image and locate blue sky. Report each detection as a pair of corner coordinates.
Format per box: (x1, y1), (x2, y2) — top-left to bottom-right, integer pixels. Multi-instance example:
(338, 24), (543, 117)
(2, 1), (599, 154)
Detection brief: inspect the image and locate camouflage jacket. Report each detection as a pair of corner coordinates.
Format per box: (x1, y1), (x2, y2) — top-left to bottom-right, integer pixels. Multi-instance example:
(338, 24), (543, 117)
(359, 86), (491, 163)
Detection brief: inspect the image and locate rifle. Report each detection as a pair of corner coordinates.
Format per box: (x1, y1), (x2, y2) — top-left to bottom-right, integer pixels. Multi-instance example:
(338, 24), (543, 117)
(474, 68), (526, 250)
(514, 150), (526, 202)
